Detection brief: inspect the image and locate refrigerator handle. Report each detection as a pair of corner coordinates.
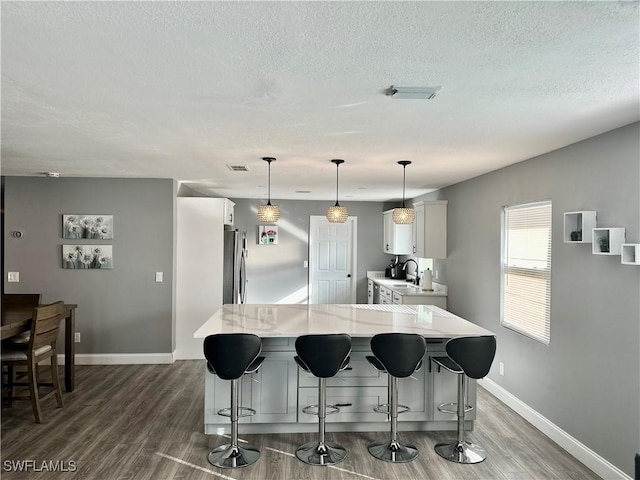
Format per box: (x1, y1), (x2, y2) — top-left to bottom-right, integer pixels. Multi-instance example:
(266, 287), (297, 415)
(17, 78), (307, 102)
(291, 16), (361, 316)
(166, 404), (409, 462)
(239, 247), (247, 304)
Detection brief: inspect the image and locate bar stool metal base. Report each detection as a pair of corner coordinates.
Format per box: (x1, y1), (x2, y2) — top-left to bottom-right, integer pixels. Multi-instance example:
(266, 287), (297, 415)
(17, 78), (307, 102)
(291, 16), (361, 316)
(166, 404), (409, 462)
(295, 441), (347, 466)
(434, 440), (487, 464)
(368, 439), (419, 463)
(207, 443), (260, 469)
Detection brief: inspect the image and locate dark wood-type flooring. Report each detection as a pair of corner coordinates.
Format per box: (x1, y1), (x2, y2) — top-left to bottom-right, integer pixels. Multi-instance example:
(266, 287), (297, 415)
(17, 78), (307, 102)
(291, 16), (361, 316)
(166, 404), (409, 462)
(1, 361), (600, 480)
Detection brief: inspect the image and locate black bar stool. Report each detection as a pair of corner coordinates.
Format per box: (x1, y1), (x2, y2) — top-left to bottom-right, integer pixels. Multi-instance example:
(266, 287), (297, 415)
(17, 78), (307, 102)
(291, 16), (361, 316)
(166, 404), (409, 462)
(203, 333), (265, 469)
(367, 333), (426, 463)
(294, 334), (352, 466)
(431, 335), (496, 464)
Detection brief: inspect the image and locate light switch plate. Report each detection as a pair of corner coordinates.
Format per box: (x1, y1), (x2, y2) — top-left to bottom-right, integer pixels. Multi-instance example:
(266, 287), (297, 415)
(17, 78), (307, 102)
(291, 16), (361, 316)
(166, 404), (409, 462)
(155, 272), (163, 282)
(8, 272), (19, 282)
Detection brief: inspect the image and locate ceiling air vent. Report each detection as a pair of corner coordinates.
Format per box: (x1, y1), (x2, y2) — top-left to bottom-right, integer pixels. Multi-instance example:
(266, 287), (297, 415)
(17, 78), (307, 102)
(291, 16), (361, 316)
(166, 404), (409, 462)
(227, 165), (250, 172)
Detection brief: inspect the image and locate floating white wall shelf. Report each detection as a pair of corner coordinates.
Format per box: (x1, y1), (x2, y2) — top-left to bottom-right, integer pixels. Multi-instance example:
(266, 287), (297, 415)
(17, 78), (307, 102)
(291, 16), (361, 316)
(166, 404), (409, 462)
(563, 211), (597, 243)
(592, 228), (626, 255)
(621, 244), (640, 265)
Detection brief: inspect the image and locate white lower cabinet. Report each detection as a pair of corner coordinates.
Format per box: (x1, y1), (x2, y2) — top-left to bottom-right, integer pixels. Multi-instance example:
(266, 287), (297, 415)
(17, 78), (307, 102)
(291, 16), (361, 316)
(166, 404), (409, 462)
(298, 354), (427, 423)
(204, 337), (473, 433)
(205, 352), (298, 426)
(249, 352), (299, 423)
(298, 386), (389, 423)
(397, 294), (447, 310)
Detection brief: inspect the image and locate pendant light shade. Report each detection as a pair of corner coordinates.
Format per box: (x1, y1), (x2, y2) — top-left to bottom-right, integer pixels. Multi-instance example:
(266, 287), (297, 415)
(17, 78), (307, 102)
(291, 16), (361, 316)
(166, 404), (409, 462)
(326, 159), (348, 223)
(257, 157), (280, 223)
(392, 160), (415, 224)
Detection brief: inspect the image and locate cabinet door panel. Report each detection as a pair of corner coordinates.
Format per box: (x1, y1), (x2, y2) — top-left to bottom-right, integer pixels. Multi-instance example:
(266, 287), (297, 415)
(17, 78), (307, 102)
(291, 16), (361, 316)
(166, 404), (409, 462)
(298, 351), (386, 388)
(298, 386), (388, 423)
(249, 353), (298, 423)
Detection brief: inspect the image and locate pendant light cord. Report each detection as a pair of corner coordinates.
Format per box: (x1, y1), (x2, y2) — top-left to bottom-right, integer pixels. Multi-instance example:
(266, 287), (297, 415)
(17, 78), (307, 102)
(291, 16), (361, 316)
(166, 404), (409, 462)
(267, 160), (272, 205)
(335, 162), (340, 206)
(402, 164), (406, 208)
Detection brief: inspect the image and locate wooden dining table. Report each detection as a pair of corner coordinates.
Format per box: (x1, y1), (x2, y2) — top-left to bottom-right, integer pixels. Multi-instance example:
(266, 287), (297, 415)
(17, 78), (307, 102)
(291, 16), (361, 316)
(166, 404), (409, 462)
(1, 304), (78, 392)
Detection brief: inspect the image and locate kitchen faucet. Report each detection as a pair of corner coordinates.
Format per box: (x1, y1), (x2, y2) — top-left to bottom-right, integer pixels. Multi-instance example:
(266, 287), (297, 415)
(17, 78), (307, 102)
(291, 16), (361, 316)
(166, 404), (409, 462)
(402, 259), (420, 285)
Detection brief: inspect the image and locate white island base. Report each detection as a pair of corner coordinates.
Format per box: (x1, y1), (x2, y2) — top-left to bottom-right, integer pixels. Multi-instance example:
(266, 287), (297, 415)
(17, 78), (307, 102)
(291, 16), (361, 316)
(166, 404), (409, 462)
(195, 304), (493, 435)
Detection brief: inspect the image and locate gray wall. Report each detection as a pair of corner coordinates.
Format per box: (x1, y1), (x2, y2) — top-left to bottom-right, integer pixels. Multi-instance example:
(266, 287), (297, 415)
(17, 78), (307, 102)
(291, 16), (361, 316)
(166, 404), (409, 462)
(230, 198), (391, 304)
(3, 177), (175, 354)
(414, 122), (640, 476)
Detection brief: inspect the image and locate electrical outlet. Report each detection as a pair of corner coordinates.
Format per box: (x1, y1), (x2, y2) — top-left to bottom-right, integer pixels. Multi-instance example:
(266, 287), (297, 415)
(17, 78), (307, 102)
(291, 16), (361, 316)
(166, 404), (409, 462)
(434, 270), (439, 280)
(75, 332), (81, 343)
(8, 272), (19, 282)
(499, 362), (504, 376)
(155, 272), (163, 282)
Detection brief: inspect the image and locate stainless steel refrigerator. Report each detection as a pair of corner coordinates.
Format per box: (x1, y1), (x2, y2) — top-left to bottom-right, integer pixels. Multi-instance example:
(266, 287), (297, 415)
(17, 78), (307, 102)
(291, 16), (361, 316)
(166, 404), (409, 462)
(223, 228), (248, 304)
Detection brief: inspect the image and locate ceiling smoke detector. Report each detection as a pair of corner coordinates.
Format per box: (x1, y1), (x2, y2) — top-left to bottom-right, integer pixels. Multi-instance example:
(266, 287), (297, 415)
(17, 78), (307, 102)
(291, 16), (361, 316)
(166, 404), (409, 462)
(227, 165), (250, 172)
(386, 85), (442, 99)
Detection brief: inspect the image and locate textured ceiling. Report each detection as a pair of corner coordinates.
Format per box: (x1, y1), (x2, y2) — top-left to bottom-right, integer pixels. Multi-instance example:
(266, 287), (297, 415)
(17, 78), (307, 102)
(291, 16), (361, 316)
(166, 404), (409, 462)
(1, 1), (639, 201)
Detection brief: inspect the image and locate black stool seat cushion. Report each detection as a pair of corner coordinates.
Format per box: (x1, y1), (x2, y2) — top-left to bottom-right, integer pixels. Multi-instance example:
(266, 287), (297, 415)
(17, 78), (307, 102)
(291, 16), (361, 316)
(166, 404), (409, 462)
(295, 355), (350, 373)
(431, 356), (462, 374)
(446, 335), (497, 379)
(295, 334), (351, 378)
(367, 355), (423, 373)
(203, 334), (262, 380)
(207, 356), (265, 376)
(366, 355), (385, 372)
(370, 333), (426, 378)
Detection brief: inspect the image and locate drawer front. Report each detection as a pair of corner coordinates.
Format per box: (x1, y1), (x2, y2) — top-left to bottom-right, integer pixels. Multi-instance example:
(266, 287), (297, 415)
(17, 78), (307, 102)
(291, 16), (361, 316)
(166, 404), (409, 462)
(261, 337), (294, 351)
(298, 386), (388, 423)
(298, 351), (387, 387)
(380, 286), (392, 301)
(351, 337), (371, 350)
(392, 292), (402, 304)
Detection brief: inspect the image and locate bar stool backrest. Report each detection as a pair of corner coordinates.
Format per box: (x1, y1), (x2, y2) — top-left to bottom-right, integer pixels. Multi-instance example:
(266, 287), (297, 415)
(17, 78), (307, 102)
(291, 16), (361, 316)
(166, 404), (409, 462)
(295, 334), (351, 378)
(446, 336), (496, 379)
(203, 334), (262, 380)
(371, 333), (426, 378)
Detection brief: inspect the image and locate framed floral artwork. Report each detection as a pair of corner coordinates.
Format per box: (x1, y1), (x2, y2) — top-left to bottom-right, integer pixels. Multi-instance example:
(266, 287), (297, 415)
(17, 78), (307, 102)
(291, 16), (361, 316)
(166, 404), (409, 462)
(62, 245), (113, 269)
(63, 214), (113, 239)
(258, 225), (278, 245)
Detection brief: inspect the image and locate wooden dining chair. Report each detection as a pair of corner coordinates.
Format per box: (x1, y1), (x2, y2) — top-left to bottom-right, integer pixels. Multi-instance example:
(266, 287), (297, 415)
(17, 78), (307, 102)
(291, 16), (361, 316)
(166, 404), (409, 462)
(1, 301), (65, 423)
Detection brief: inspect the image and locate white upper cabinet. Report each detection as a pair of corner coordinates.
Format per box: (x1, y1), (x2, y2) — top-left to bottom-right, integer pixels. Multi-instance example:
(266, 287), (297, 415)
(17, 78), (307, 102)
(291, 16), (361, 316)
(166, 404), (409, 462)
(223, 199), (235, 226)
(412, 201), (448, 259)
(383, 210), (413, 255)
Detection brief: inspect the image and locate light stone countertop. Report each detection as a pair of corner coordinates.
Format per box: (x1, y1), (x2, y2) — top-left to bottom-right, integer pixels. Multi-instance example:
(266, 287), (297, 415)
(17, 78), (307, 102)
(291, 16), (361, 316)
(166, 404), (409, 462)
(367, 273), (448, 297)
(193, 303), (492, 338)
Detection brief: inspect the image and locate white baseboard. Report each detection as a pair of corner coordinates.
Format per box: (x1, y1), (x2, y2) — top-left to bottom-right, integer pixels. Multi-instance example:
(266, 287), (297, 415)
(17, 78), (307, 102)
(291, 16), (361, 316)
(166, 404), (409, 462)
(55, 352), (175, 365)
(479, 378), (632, 480)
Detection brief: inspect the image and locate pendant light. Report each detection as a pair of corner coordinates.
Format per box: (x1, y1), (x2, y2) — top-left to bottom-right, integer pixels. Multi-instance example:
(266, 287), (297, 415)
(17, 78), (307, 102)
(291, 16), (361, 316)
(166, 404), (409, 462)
(326, 159), (348, 223)
(257, 157), (280, 223)
(392, 160), (415, 224)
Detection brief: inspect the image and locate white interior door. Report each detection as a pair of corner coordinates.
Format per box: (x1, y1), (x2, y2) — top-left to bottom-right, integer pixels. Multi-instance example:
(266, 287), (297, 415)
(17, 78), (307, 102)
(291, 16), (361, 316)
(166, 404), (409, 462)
(309, 216), (357, 304)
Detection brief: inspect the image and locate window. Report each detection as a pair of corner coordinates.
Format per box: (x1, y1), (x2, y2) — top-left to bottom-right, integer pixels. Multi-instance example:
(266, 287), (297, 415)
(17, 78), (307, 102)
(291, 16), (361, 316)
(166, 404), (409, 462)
(501, 201), (552, 344)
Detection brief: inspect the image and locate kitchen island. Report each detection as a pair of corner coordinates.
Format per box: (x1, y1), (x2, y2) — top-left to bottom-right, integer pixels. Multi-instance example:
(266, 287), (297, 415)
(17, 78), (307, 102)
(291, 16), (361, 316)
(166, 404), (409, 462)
(194, 304), (493, 435)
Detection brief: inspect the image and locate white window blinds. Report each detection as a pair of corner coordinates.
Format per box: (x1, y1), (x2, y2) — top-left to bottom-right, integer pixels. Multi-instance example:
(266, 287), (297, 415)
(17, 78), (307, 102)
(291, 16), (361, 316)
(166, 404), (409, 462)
(501, 201), (552, 344)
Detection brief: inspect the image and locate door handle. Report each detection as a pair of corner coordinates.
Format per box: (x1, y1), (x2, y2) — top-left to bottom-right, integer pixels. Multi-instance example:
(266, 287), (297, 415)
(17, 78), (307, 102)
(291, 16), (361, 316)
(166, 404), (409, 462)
(347, 274), (351, 278)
